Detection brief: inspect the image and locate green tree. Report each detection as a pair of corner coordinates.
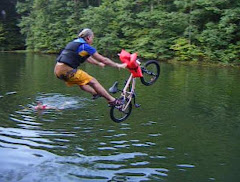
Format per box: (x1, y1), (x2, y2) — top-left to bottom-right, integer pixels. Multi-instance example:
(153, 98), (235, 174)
(81, 0), (121, 55)
(17, 0), (86, 52)
(0, 0), (24, 50)
(171, 37), (204, 61)
(0, 23), (6, 50)
(14, 0), (240, 64)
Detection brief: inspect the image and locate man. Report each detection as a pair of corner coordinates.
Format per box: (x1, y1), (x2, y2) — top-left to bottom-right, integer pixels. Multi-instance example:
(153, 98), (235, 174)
(54, 28), (126, 106)
(34, 102), (56, 110)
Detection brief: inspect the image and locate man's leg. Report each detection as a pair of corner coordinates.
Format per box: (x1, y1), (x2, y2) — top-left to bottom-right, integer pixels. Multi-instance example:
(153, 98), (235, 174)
(82, 78), (115, 102)
(79, 84), (97, 95)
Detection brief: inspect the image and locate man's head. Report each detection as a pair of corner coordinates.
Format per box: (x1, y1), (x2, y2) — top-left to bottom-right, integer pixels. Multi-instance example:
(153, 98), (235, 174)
(37, 101), (43, 106)
(78, 28), (94, 44)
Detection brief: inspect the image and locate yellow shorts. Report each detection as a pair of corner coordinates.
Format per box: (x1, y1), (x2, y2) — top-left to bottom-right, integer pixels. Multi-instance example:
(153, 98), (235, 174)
(65, 69), (93, 86)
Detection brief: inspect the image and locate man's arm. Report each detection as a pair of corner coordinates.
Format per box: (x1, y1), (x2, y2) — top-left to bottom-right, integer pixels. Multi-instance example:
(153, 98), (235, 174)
(87, 56), (105, 68)
(92, 52), (127, 69)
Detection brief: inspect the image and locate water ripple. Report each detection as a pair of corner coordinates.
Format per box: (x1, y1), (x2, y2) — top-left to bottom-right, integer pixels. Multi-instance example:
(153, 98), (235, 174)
(0, 135), (57, 149)
(9, 114), (41, 126)
(0, 127), (40, 137)
(176, 164), (195, 168)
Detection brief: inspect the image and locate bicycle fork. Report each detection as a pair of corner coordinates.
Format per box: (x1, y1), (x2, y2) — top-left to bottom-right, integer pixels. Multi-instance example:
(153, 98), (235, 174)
(123, 76), (141, 109)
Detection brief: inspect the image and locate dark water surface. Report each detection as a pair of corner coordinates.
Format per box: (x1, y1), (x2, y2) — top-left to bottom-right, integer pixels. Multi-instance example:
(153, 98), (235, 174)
(0, 52), (240, 182)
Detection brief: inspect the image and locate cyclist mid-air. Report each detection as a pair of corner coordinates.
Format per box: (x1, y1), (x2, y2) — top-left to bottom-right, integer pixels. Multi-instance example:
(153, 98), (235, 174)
(54, 28), (127, 106)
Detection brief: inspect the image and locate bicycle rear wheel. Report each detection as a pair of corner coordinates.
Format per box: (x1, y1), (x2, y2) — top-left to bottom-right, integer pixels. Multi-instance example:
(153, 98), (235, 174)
(110, 100), (132, 123)
(140, 60), (160, 86)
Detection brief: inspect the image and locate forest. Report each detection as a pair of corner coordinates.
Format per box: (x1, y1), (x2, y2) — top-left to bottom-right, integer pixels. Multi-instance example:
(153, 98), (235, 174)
(0, 0), (240, 64)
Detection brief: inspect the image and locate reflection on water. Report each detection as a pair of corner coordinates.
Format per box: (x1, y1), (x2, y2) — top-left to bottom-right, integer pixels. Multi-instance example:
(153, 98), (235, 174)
(1, 101), (169, 181)
(1, 90), (170, 181)
(0, 53), (240, 182)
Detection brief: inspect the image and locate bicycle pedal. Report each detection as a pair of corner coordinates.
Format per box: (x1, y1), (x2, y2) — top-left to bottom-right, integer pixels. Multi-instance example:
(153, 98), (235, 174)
(135, 103), (141, 108)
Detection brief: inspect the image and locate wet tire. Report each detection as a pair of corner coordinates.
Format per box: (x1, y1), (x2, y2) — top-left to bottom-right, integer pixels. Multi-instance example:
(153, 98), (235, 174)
(140, 60), (160, 86)
(110, 101), (132, 123)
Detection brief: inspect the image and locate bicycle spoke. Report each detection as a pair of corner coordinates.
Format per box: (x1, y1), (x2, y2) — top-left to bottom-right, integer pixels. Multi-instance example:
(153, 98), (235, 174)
(110, 101), (132, 123)
(140, 60), (160, 86)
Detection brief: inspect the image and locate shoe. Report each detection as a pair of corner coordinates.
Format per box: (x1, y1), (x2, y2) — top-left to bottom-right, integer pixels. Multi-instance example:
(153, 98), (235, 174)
(108, 98), (124, 106)
(92, 94), (101, 100)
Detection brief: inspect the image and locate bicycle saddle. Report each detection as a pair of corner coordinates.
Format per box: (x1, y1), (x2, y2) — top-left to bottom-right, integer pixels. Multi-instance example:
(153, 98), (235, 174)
(109, 81), (119, 94)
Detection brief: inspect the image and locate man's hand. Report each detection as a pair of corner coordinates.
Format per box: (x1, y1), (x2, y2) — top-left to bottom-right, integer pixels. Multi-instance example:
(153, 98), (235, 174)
(98, 62), (105, 68)
(116, 63), (127, 69)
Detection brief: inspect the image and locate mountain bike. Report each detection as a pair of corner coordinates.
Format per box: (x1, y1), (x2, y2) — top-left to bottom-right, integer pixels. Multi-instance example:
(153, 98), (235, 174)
(109, 50), (160, 123)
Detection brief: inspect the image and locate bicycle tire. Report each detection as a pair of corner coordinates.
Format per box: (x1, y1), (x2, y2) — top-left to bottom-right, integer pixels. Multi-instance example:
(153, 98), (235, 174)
(110, 101), (132, 123)
(140, 60), (160, 86)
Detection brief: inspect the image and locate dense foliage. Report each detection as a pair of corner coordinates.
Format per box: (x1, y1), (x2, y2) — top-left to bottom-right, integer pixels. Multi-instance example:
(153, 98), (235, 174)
(1, 0), (240, 64)
(0, 0), (24, 50)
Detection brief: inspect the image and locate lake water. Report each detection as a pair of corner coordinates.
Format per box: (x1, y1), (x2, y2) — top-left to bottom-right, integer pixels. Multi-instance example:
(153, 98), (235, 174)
(0, 52), (240, 182)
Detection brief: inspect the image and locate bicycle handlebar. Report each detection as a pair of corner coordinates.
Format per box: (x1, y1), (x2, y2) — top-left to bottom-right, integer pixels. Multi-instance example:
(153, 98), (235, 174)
(118, 49), (143, 78)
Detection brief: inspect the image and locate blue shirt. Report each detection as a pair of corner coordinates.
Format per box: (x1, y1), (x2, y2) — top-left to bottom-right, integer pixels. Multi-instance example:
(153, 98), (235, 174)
(73, 38), (96, 57)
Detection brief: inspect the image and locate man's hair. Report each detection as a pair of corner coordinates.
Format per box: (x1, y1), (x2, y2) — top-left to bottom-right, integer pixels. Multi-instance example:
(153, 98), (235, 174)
(78, 28), (93, 38)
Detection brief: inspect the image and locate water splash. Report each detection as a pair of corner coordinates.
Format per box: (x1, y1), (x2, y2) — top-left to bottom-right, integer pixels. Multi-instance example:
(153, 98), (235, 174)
(35, 93), (89, 110)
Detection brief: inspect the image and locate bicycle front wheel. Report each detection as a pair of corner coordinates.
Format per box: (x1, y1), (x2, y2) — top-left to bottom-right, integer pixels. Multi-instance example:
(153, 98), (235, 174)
(110, 101), (132, 123)
(140, 60), (160, 86)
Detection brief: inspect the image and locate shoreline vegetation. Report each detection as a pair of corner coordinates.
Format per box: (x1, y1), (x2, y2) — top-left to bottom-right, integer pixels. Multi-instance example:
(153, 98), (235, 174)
(1, 0), (239, 67)
(1, 50), (239, 69)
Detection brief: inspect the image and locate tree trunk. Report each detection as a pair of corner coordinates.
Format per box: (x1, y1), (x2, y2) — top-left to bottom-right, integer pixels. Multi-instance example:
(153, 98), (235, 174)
(150, 1), (154, 12)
